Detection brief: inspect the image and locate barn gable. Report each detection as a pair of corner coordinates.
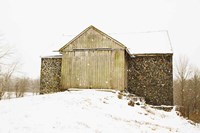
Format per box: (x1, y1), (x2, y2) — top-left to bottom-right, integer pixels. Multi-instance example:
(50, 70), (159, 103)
(60, 26), (127, 91)
(59, 25), (126, 52)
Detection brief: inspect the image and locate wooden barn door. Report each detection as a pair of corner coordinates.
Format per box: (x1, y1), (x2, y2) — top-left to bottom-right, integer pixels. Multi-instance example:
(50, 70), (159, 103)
(62, 49), (125, 90)
(71, 50), (112, 89)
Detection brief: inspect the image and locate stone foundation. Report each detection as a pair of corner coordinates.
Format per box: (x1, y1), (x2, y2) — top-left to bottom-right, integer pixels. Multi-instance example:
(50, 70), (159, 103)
(40, 54), (173, 105)
(128, 54), (173, 105)
(40, 56), (62, 94)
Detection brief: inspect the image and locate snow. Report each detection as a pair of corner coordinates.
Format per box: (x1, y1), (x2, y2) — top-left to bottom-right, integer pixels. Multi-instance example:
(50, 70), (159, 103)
(0, 89), (199, 133)
(111, 31), (173, 54)
(2, 92), (39, 99)
(41, 29), (173, 57)
(40, 35), (74, 57)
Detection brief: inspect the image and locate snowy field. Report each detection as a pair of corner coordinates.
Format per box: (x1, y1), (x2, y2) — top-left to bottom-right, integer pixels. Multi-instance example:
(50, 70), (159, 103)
(2, 92), (39, 99)
(0, 89), (199, 133)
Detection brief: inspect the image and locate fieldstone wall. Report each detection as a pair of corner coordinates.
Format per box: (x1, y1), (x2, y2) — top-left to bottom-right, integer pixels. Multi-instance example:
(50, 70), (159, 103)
(40, 56), (62, 94)
(128, 54), (173, 105)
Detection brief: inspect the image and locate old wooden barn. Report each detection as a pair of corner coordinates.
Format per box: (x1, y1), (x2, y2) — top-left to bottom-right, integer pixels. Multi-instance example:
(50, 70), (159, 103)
(40, 25), (173, 105)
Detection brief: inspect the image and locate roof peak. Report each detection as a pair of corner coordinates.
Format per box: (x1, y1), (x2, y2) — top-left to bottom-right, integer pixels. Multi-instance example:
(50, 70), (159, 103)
(59, 25), (126, 52)
(89, 25), (95, 28)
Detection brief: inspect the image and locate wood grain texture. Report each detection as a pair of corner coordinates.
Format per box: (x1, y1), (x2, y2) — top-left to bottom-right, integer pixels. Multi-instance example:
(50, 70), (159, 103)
(60, 27), (126, 90)
(61, 50), (125, 90)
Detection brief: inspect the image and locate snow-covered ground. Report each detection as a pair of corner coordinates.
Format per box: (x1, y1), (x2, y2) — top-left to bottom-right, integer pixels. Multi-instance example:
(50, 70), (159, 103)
(2, 92), (39, 99)
(0, 89), (199, 133)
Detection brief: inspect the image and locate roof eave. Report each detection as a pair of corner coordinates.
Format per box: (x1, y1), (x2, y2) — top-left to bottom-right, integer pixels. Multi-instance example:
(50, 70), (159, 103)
(132, 53), (173, 57)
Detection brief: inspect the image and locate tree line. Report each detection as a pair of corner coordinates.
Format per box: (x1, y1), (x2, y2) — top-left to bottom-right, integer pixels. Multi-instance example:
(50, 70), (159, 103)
(0, 34), (39, 100)
(174, 56), (200, 123)
(0, 76), (40, 100)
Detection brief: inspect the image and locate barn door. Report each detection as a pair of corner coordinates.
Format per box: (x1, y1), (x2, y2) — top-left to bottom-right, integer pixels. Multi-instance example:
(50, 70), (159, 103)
(62, 49), (125, 90)
(72, 50), (112, 89)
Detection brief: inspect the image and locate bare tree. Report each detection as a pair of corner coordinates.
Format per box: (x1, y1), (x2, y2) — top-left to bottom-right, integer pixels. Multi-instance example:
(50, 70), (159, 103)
(175, 56), (191, 104)
(30, 78), (40, 95)
(14, 77), (29, 98)
(0, 33), (18, 100)
(190, 67), (200, 109)
(0, 77), (4, 100)
(175, 56), (191, 117)
(188, 67), (200, 121)
(174, 56), (200, 122)
(1, 63), (18, 99)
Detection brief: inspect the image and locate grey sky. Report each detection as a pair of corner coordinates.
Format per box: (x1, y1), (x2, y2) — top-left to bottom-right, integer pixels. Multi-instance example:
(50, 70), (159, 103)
(0, 0), (200, 78)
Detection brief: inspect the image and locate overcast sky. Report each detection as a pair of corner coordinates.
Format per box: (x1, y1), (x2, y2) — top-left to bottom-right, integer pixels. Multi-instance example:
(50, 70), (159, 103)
(0, 0), (200, 78)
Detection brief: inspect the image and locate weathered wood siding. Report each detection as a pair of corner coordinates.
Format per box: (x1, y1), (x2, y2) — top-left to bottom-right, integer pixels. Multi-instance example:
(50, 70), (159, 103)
(61, 28), (126, 90)
(62, 50), (126, 90)
(60, 27), (124, 51)
(127, 54), (173, 105)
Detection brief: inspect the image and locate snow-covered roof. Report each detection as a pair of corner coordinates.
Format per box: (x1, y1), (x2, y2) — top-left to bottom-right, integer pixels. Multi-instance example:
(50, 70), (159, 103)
(41, 27), (173, 56)
(111, 31), (173, 54)
(40, 35), (74, 57)
(41, 54), (62, 58)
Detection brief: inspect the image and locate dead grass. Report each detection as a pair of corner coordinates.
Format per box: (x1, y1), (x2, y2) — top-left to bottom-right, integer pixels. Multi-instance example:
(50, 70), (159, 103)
(189, 112), (200, 123)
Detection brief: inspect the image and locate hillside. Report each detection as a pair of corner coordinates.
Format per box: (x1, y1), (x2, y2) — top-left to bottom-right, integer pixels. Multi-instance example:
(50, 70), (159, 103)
(0, 89), (199, 133)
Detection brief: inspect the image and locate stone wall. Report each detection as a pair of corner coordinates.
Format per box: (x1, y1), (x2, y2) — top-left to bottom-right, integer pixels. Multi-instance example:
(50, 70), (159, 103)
(127, 54), (173, 105)
(40, 53), (173, 105)
(40, 56), (62, 94)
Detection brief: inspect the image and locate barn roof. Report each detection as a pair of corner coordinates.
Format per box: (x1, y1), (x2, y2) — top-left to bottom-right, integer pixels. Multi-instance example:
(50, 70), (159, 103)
(41, 54), (62, 59)
(41, 25), (173, 57)
(111, 31), (173, 55)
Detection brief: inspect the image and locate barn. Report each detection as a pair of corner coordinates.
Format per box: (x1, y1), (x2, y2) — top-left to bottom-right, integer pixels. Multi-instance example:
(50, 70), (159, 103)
(40, 25), (173, 105)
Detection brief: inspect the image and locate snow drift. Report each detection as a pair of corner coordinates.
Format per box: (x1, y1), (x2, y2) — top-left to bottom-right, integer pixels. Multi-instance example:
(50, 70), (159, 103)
(0, 89), (199, 133)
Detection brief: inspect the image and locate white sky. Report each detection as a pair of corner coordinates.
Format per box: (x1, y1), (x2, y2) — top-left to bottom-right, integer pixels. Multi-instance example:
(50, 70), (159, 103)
(0, 0), (200, 78)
